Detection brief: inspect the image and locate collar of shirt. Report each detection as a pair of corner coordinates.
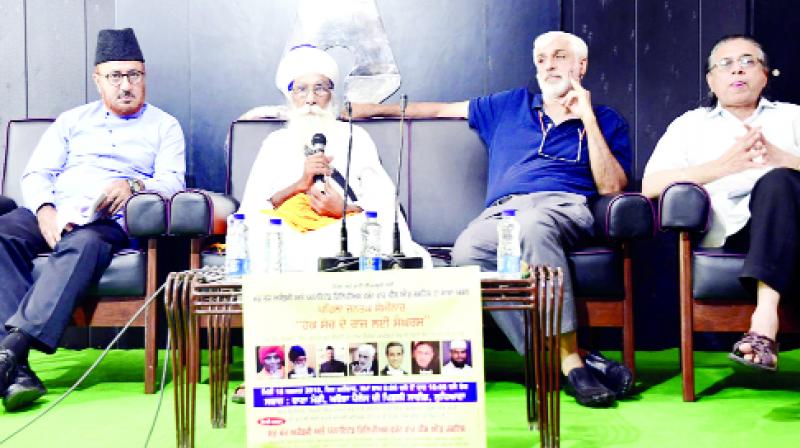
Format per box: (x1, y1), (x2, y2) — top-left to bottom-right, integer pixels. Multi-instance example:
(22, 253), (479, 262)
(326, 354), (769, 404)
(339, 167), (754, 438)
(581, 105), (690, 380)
(102, 103), (148, 121)
(705, 97), (776, 119)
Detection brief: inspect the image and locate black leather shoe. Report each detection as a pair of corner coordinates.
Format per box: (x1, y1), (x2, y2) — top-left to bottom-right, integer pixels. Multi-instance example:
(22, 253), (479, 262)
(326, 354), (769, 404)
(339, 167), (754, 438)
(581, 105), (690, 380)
(0, 349), (18, 393)
(584, 351), (634, 398)
(564, 366), (615, 407)
(3, 363), (46, 412)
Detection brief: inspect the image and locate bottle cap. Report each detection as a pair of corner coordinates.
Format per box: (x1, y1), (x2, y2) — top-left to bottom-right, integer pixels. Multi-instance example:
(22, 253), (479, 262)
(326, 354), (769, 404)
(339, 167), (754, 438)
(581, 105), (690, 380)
(233, 213), (245, 219)
(502, 209), (516, 217)
(269, 218), (282, 225)
(366, 211), (378, 218)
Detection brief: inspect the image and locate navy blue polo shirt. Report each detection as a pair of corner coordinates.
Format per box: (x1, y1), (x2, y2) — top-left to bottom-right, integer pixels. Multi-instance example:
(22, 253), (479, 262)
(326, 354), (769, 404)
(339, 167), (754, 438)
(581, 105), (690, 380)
(468, 88), (632, 207)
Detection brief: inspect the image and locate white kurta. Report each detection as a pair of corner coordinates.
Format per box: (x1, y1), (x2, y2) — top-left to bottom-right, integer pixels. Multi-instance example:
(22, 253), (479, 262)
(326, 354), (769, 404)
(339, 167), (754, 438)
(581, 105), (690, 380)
(644, 99), (800, 247)
(239, 121), (430, 271)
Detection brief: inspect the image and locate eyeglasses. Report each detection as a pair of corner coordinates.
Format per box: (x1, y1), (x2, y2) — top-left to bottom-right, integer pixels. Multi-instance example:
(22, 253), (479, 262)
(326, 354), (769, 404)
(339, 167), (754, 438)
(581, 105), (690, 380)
(291, 83), (332, 98)
(536, 111), (586, 163)
(100, 70), (144, 87)
(709, 54), (761, 71)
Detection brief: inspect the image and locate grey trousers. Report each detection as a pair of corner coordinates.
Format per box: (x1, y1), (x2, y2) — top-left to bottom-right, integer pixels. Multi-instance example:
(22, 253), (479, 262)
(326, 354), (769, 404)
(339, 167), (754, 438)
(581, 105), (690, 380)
(452, 191), (594, 354)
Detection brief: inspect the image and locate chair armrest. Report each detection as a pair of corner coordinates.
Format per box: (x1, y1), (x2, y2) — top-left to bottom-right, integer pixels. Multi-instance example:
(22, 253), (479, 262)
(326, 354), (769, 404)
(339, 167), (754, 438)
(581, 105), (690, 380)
(0, 195), (17, 216)
(658, 182), (710, 232)
(169, 190), (239, 236)
(124, 191), (167, 237)
(591, 193), (655, 242)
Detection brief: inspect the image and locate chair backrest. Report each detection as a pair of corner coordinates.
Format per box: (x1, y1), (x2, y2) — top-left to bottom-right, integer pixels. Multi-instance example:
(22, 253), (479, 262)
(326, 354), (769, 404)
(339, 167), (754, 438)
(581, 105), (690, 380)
(227, 118), (487, 248)
(2, 119), (54, 203)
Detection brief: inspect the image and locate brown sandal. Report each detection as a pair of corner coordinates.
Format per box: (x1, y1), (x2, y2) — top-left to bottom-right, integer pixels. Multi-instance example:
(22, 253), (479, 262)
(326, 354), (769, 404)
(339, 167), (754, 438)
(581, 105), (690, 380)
(728, 332), (778, 372)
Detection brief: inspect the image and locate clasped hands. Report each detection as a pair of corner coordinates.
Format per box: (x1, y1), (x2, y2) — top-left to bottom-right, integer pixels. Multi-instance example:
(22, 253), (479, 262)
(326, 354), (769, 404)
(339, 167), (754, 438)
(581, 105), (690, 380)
(720, 125), (795, 175)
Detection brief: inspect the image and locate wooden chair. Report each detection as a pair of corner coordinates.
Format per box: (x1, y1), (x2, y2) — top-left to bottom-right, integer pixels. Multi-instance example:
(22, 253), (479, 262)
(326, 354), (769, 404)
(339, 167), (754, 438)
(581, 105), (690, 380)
(659, 182), (800, 401)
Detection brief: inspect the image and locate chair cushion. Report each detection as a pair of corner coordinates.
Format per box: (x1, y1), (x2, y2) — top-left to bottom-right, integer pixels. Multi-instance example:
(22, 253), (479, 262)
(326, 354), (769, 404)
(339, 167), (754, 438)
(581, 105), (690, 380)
(568, 246), (624, 299)
(32, 249), (146, 297)
(692, 248), (751, 301)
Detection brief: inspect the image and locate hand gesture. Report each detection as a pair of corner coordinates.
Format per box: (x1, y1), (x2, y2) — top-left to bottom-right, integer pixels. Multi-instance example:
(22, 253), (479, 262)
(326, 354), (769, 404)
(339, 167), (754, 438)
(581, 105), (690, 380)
(99, 179), (134, 215)
(307, 179), (344, 218)
(299, 153), (333, 192)
(36, 204), (61, 248)
(758, 133), (798, 168)
(717, 126), (764, 176)
(561, 78), (594, 121)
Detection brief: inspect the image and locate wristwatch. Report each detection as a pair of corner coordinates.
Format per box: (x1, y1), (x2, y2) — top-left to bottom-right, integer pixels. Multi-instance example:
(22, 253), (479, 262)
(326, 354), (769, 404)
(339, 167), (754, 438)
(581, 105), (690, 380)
(127, 178), (143, 194)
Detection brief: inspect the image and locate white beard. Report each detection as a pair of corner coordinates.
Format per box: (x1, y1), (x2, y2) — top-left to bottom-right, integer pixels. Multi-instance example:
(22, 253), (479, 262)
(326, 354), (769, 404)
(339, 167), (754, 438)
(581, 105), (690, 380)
(285, 103), (338, 154)
(537, 73), (571, 100)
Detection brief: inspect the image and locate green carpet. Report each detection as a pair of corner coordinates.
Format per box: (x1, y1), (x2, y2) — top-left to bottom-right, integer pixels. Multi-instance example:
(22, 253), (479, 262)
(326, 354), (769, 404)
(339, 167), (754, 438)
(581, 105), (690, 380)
(0, 348), (797, 447)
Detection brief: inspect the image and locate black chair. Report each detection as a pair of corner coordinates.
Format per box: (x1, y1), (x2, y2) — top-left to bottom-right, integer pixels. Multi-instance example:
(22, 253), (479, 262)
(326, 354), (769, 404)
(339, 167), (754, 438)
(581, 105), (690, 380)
(1, 119), (169, 393)
(659, 181), (800, 401)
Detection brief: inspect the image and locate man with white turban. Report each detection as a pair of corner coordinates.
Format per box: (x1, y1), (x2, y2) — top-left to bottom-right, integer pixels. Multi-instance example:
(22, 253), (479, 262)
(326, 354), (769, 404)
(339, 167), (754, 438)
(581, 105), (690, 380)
(239, 45), (429, 271)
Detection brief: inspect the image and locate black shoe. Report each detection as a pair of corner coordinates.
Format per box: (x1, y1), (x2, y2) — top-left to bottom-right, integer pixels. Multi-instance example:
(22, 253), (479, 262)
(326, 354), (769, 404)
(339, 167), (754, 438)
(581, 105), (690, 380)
(584, 351), (634, 398)
(0, 349), (18, 393)
(564, 366), (615, 407)
(3, 363), (46, 412)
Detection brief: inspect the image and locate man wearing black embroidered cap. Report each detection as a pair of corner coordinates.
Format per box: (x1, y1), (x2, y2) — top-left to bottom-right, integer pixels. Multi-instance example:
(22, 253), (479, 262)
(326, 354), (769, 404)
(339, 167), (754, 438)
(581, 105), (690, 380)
(0, 28), (185, 411)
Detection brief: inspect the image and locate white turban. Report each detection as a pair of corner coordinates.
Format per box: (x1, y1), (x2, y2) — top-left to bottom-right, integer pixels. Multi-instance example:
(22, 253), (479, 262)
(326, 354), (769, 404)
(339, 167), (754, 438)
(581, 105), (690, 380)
(450, 339), (468, 350)
(275, 45), (340, 99)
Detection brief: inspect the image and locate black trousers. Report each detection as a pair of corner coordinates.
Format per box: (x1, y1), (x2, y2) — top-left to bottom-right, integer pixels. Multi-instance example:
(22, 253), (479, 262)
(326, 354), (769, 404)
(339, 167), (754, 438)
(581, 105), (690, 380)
(0, 207), (127, 352)
(725, 168), (800, 297)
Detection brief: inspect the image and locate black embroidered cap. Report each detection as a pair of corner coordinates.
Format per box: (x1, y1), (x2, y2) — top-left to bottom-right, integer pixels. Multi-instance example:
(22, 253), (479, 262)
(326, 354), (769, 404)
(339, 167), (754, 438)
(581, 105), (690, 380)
(95, 28), (144, 65)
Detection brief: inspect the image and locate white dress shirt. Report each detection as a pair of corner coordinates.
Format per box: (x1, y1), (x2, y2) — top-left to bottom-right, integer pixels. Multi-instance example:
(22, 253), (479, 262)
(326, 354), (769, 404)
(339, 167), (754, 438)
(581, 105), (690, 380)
(645, 98), (800, 247)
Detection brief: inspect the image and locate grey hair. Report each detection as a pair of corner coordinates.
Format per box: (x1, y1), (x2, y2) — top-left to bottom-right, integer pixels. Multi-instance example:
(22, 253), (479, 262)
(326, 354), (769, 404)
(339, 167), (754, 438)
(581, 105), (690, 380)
(358, 344), (376, 357)
(533, 31), (588, 61)
(706, 35), (769, 73)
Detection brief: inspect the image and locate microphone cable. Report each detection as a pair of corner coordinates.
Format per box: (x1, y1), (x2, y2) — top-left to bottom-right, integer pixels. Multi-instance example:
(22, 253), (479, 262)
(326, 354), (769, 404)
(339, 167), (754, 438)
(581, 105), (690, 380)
(0, 280), (168, 446)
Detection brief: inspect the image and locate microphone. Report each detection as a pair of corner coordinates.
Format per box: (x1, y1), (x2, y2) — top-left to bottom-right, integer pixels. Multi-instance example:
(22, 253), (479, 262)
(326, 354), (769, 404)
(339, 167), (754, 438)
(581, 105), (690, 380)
(310, 133), (327, 194)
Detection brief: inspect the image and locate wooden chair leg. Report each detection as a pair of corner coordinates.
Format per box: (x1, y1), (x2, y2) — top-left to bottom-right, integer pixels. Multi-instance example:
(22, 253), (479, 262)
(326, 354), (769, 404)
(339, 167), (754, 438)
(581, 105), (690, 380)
(679, 232), (696, 402)
(144, 238), (158, 394)
(622, 243), (636, 378)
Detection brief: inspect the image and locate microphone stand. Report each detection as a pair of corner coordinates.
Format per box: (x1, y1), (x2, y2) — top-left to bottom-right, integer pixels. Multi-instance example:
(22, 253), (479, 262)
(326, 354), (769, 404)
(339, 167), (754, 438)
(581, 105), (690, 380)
(338, 101), (354, 258)
(318, 101), (358, 271)
(386, 94), (423, 269)
(392, 95), (407, 257)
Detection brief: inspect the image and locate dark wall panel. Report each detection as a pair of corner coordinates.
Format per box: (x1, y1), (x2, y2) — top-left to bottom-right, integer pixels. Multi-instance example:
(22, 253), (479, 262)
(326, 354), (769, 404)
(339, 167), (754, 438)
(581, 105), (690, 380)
(754, 0), (800, 104)
(26, 0), (86, 117)
(486, 0), (559, 94)
(635, 0), (701, 177)
(568, 0), (636, 174)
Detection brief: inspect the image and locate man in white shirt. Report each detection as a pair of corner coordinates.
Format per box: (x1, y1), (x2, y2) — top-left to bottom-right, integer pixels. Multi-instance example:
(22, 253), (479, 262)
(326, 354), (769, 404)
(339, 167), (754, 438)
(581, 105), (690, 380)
(643, 35), (800, 372)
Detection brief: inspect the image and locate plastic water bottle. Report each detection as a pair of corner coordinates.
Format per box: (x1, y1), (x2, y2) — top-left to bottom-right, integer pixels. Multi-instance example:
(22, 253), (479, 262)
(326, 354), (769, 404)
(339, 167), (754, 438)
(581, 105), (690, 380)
(497, 209), (521, 279)
(265, 217), (283, 273)
(225, 213), (249, 278)
(359, 211), (382, 271)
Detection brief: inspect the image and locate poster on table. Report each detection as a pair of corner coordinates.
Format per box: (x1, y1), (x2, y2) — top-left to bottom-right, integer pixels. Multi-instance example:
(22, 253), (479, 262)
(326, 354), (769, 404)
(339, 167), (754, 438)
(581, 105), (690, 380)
(242, 266), (486, 448)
